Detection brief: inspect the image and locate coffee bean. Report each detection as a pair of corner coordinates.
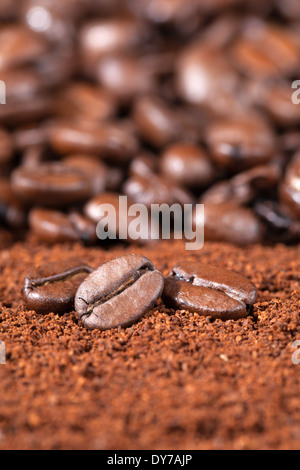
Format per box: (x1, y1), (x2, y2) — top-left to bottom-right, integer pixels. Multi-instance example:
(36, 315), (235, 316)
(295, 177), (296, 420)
(133, 95), (197, 148)
(230, 19), (300, 79)
(63, 154), (108, 196)
(29, 207), (97, 244)
(96, 54), (157, 103)
(55, 82), (118, 122)
(280, 152), (300, 218)
(0, 24), (48, 71)
(48, 121), (138, 163)
(206, 115), (276, 171)
(23, 259), (93, 314)
(75, 254), (164, 330)
(177, 44), (240, 116)
(254, 199), (300, 243)
(162, 262), (257, 320)
(161, 143), (215, 188)
(195, 202), (263, 245)
(201, 164), (280, 205)
(11, 163), (93, 207)
(79, 18), (149, 60)
(123, 174), (194, 209)
(259, 82), (300, 127)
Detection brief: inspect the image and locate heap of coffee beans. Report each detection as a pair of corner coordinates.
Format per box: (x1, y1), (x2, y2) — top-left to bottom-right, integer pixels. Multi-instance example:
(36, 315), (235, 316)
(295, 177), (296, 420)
(0, 0), (300, 246)
(22, 256), (258, 329)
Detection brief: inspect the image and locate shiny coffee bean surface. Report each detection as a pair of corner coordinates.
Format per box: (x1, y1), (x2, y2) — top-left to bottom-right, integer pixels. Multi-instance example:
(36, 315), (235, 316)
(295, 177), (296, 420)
(163, 262), (257, 320)
(23, 259), (93, 314)
(75, 255), (164, 330)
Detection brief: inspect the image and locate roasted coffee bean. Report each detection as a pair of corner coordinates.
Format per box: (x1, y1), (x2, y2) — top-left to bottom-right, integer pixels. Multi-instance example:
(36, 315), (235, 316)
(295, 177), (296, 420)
(84, 192), (158, 244)
(254, 200), (300, 243)
(75, 254), (164, 330)
(280, 152), (300, 218)
(0, 179), (27, 228)
(12, 163), (93, 207)
(201, 164), (280, 205)
(29, 207), (97, 244)
(161, 143), (215, 189)
(96, 54), (157, 102)
(48, 121), (138, 163)
(230, 19), (300, 79)
(0, 127), (14, 167)
(162, 262), (257, 320)
(63, 154), (108, 196)
(0, 24), (48, 71)
(133, 96), (197, 148)
(79, 18), (149, 60)
(195, 202), (263, 245)
(177, 44), (240, 116)
(23, 259), (93, 314)
(206, 115), (276, 171)
(123, 174), (194, 209)
(55, 82), (118, 122)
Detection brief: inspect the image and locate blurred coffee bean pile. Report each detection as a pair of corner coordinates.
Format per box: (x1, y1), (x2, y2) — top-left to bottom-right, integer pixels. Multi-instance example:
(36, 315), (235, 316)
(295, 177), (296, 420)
(1, 0), (300, 246)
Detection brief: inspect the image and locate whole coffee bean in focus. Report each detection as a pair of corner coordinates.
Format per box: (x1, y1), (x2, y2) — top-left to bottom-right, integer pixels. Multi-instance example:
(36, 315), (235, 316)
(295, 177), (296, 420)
(75, 254), (164, 330)
(163, 262), (257, 320)
(23, 259), (93, 314)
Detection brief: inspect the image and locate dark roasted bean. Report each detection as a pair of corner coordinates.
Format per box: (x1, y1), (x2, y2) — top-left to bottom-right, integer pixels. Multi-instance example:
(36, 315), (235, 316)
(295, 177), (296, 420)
(177, 44), (240, 116)
(0, 24), (48, 71)
(23, 259), (93, 314)
(29, 207), (96, 244)
(12, 163), (93, 207)
(133, 95), (197, 148)
(79, 18), (149, 60)
(48, 121), (138, 163)
(162, 262), (257, 320)
(96, 54), (157, 102)
(62, 154), (108, 196)
(195, 202), (263, 246)
(55, 82), (118, 122)
(230, 19), (300, 79)
(75, 254), (164, 330)
(201, 164), (280, 205)
(280, 152), (300, 218)
(123, 174), (194, 209)
(161, 143), (215, 188)
(206, 115), (276, 171)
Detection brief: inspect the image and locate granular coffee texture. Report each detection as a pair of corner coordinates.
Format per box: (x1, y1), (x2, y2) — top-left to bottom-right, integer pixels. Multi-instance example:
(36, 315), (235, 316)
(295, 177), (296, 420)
(0, 237), (299, 450)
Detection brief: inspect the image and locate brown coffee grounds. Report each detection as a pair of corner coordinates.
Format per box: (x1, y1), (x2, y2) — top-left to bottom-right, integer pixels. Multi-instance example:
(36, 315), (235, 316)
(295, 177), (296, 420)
(0, 236), (300, 450)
